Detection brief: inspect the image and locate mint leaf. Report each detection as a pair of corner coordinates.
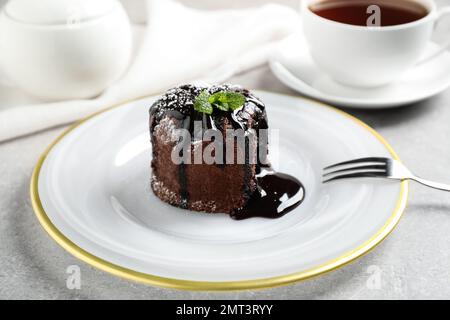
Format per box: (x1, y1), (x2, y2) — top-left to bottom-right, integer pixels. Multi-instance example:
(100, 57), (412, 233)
(194, 90), (213, 114)
(215, 101), (229, 112)
(209, 91), (246, 111)
(225, 92), (246, 110)
(194, 90), (246, 114)
(209, 92), (227, 104)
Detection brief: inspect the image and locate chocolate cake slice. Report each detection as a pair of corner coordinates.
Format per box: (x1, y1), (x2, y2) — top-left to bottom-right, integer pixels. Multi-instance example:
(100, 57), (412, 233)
(149, 84), (304, 220)
(149, 84), (268, 214)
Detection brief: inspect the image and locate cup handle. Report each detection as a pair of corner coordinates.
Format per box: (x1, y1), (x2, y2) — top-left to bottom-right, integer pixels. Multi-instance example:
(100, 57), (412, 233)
(416, 7), (450, 66)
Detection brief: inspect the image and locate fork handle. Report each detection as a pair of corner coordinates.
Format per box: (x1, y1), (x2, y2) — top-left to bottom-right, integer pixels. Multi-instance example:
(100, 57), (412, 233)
(410, 177), (450, 192)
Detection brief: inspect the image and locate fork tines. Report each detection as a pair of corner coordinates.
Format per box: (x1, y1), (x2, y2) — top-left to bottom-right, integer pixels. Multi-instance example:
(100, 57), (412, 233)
(323, 157), (389, 183)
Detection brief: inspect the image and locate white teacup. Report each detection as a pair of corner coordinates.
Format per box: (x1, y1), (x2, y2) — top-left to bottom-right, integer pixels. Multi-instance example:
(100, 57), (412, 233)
(0, 0), (132, 101)
(302, 0), (450, 88)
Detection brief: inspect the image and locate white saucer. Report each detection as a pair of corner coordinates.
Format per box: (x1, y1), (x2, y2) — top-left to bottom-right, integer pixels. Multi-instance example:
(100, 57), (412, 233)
(270, 34), (450, 109)
(31, 92), (408, 290)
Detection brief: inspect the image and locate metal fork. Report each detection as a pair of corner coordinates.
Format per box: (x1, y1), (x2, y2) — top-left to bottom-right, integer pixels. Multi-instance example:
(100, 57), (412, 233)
(323, 157), (450, 192)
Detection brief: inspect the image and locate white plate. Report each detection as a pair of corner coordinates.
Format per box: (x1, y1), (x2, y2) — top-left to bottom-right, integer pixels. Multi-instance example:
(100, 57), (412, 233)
(31, 92), (408, 290)
(270, 33), (450, 109)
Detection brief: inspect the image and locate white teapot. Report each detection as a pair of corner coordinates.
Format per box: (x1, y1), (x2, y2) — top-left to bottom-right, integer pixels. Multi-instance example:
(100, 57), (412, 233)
(0, 0), (132, 100)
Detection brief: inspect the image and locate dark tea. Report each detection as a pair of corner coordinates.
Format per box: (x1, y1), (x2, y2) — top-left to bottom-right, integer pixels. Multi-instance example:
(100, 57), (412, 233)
(310, 0), (429, 27)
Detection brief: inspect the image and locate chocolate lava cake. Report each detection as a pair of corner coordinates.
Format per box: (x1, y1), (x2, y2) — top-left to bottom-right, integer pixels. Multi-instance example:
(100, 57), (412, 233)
(149, 84), (304, 220)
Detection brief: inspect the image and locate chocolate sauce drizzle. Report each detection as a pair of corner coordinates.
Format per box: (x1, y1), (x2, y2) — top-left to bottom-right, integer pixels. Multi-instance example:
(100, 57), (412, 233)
(150, 84), (305, 220)
(231, 166), (305, 220)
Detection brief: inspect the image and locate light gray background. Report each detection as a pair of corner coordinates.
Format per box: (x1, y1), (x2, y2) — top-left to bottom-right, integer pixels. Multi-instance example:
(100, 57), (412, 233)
(1, 0), (450, 300)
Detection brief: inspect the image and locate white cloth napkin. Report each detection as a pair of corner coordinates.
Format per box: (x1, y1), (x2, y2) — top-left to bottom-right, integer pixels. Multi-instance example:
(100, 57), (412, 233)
(0, 0), (298, 142)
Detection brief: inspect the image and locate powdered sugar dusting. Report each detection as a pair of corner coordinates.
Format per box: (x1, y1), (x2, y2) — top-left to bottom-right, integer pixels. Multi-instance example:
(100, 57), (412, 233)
(151, 176), (179, 205)
(153, 117), (180, 144)
(152, 175), (220, 213)
(190, 201), (218, 213)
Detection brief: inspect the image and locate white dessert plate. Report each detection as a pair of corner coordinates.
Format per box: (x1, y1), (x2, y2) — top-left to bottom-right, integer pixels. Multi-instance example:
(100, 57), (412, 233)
(31, 92), (408, 290)
(270, 33), (450, 109)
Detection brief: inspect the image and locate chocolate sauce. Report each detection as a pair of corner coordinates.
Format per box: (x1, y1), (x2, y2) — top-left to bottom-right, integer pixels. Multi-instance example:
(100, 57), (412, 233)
(149, 84), (268, 134)
(231, 167), (305, 220)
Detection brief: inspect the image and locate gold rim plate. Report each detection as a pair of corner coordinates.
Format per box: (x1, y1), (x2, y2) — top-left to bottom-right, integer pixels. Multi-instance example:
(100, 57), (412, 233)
(30, 92), (408, 291)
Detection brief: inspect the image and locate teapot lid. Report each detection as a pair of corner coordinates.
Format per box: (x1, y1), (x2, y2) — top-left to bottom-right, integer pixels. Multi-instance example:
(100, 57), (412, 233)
(4, 0), (120, 25)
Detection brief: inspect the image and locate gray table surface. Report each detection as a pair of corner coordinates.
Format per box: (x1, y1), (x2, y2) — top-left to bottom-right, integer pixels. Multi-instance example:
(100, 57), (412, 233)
(2, 1), (450, 300)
